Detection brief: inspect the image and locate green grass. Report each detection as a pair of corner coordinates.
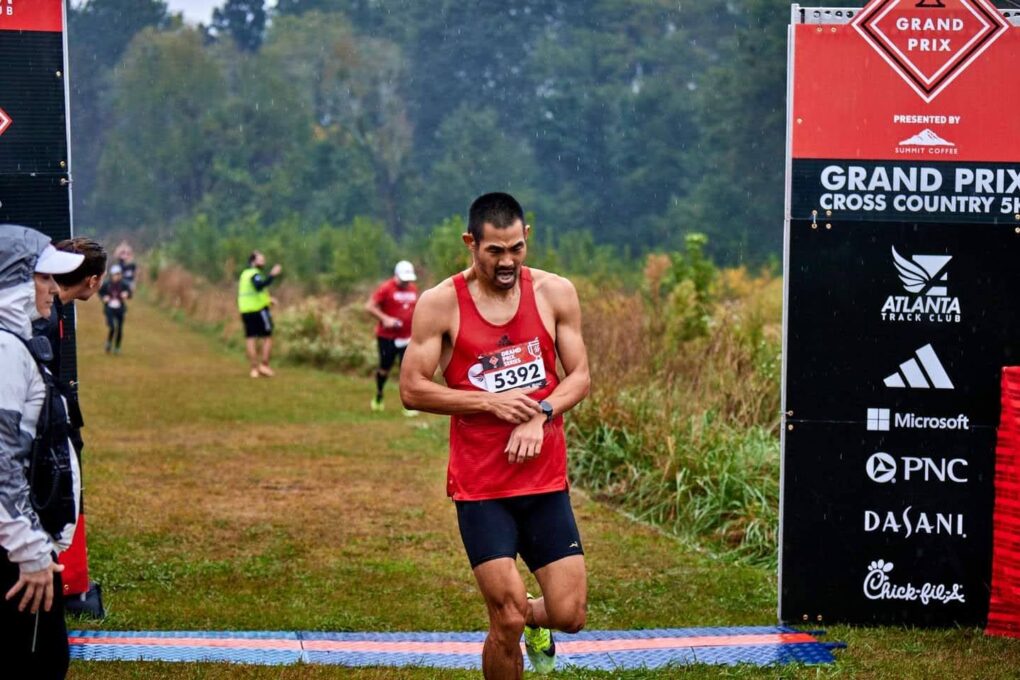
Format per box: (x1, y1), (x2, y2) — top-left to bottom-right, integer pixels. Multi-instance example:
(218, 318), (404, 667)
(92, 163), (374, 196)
(65, 296), (1020, 678)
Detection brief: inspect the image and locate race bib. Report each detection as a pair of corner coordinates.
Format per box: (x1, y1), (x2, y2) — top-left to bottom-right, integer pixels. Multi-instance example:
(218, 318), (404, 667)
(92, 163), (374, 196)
(394, 337), (410, 349)
(108, 298), (122, 309)
(475, 338), (547, 393)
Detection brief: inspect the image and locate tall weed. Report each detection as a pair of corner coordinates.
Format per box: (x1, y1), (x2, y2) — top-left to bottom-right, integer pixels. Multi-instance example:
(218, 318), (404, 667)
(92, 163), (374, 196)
(570, 246), (783, 564)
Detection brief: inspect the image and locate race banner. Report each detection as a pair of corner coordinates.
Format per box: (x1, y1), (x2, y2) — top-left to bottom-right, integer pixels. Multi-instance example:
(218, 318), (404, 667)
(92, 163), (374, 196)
(781, 1), (1020, 626)
(0, 0), (96, 606)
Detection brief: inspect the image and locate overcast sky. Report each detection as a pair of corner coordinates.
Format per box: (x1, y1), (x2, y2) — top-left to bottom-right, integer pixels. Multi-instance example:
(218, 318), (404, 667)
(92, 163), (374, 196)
(166, 0), (278, 25)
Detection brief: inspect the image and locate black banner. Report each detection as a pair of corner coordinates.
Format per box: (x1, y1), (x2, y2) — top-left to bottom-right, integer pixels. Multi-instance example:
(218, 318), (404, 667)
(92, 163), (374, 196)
(0, 15), (74, 386)
(782, 217), (1019, 625)
(0, 31), (68, 176)
(782, 420), (996, 625)
(791, 159), (1020, 224)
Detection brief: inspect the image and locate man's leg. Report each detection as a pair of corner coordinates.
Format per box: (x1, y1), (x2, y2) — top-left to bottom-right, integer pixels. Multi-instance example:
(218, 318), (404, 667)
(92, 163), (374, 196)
(257, 310), (275, 376)
(474, 558), (529, 680)
(113, 311), (125, 351)
(373, 338), (395, 410)
(528, 555), (587, 633)
(104, 309), (115, 352)
(259, 337), (274, 375)
(245, 337), (260, 376)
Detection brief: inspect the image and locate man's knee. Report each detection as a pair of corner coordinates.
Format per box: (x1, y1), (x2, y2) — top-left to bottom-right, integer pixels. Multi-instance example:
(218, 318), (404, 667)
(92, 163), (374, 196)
(547, 596), (586, 634)
(488, 595), (528, 640)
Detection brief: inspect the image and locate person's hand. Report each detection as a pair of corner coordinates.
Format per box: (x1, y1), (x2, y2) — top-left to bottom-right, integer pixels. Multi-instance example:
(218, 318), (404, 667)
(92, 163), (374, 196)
(383, 317), (403, 330)
(270, 264), (282, 277)
(5, 562), (63, 614)
(486, 389), (543, 424)
(505, 416), (544, 464)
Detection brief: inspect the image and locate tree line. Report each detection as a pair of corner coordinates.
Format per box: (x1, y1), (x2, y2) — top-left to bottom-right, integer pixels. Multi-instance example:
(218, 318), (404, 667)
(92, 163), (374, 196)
(72, 0), (1011, 267)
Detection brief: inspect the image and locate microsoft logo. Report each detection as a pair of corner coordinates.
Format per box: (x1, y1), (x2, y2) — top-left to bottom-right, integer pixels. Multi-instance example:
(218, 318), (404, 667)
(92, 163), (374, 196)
(868, 408), (892, 432)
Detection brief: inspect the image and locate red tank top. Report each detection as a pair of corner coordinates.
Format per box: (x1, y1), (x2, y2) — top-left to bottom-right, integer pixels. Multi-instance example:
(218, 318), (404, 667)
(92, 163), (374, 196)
(443, 267), (568, 501)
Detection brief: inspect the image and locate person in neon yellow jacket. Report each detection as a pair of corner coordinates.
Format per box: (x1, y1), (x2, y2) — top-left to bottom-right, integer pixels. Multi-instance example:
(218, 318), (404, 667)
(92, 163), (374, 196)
(237, 250), (282, 378)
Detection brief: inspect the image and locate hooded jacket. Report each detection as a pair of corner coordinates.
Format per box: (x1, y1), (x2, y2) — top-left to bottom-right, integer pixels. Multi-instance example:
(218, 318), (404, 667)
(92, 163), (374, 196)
(0, 225), (80, 572)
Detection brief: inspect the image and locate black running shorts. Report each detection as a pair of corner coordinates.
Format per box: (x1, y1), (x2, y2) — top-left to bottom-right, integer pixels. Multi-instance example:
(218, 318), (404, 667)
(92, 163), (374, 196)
(456, 491), (584, 572)
(242, 309), (273, 338)
(377, 337), (407, 371)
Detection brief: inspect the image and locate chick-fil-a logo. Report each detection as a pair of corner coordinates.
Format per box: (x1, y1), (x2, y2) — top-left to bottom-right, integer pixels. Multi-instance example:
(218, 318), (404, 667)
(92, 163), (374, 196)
(863, 560), (966, 605)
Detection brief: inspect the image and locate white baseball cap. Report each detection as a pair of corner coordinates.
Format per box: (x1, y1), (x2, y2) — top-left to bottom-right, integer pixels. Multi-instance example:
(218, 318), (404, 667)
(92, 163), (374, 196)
(35, 244), (84, 275)
(394, 260), (417, 282)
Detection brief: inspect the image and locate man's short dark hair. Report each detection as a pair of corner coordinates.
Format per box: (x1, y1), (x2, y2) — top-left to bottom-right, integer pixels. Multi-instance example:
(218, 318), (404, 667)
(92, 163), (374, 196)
(53, 238), (107, 287)
(248, 251), (260, 266)
(468, 193), (525, 244)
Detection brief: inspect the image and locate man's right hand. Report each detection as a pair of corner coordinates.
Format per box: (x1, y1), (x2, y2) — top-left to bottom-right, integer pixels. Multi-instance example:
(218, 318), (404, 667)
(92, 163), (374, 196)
(486, 389), (543, 424)
(5, 562), (64, 614)
(270, 264), (283, 277)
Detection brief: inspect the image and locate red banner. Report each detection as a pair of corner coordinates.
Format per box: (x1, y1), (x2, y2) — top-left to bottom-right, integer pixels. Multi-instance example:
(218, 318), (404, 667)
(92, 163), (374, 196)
(792, 0), (1020, 163)
(0, 0), (63, 33)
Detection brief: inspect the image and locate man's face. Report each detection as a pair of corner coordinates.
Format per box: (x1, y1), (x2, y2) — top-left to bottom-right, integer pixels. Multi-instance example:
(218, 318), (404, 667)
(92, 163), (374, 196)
(33, 273), (58, 318)
(74, 274), (102, 302)
(253, 252), (266, 268)
(468, 220), (528, 291)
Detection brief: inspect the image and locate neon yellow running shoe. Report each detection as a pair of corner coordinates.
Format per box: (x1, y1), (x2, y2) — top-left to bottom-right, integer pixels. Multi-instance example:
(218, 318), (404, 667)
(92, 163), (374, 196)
(523, 624), (556, 674)
(370, 395), (384, 412)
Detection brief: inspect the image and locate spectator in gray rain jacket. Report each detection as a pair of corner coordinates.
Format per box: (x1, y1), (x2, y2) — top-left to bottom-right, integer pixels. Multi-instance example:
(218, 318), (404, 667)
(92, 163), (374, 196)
(0, 224), (84, 679)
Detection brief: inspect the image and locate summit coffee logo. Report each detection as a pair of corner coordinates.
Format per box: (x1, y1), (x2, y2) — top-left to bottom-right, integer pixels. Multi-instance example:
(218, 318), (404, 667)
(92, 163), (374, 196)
(881, 247), (961, 324)
(852, 0), (1010, 103)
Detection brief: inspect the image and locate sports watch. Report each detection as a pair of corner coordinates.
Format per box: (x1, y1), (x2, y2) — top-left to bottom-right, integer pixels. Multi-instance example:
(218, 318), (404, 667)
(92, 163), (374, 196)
(539, 400), (554, 423)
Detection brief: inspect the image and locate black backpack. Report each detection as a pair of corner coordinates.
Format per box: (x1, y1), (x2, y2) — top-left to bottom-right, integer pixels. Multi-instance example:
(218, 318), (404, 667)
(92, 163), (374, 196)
(0, 329), (76, 537)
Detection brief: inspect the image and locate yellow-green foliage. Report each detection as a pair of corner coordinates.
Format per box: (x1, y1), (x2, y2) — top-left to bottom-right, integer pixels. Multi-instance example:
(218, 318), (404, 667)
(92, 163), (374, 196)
(571, 251), (783, 563)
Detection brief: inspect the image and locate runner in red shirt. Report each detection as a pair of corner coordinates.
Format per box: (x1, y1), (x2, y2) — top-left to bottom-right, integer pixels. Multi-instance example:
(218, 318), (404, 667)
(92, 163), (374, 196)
(366, 261), (418, 414)
(401, 193), (591, 678)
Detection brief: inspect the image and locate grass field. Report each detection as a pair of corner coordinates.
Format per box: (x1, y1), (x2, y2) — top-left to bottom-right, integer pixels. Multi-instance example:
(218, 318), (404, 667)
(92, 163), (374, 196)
(67, 296), (1020, 678)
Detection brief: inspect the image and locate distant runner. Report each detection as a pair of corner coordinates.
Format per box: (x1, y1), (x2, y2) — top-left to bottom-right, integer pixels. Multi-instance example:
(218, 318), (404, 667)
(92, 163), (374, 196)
(366, 260), (418, 414)
(113, 241), (137, 292)
(99, 265), (131, 355)
(401, 193), (591, 678)
(237, 250), (282, 378)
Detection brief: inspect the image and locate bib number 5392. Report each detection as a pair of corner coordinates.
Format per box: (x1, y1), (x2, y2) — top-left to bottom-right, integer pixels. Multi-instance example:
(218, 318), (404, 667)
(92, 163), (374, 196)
(485, 359), (545, 393)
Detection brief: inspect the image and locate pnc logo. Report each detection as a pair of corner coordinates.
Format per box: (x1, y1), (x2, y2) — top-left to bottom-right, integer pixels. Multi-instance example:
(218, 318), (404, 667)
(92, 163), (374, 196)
(852, 0), (1009, 102)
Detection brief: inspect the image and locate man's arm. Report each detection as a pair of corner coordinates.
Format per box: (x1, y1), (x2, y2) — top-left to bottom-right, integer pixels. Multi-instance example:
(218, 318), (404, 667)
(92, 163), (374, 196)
(399, 286), (542, 423)
(504, 276), (590, 463)
(543, 276), (591, 418)
(365, 292), (401, 330)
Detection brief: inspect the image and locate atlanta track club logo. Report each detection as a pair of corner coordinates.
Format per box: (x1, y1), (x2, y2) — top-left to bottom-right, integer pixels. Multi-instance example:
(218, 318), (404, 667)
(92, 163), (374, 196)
(852, 0), (1010, 103)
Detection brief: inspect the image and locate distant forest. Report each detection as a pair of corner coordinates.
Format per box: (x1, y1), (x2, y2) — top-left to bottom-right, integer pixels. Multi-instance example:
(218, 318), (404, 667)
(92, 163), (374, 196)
(66, 0), (1019, 264)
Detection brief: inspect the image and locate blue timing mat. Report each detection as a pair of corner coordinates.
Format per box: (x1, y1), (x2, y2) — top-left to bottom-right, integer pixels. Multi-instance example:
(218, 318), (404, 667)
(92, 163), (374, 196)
(69, 626), (844, 670)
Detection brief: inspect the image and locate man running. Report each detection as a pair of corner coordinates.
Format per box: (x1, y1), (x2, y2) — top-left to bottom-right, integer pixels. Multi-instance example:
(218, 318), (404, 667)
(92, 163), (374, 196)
(237, 251), (282, 378)
(366, 260), (418, 413)
(401, 193), (590, 678)
(99, 265), (131, 354)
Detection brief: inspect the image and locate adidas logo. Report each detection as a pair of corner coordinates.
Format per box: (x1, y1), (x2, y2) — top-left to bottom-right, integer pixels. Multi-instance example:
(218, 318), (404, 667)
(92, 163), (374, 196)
(884, 344), (954, 390)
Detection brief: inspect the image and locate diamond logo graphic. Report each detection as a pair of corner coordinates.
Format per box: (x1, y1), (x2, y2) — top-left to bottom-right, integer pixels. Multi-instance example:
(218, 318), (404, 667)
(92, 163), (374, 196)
(0, 108), (11, 138)
(852, 0), (1010, 102)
